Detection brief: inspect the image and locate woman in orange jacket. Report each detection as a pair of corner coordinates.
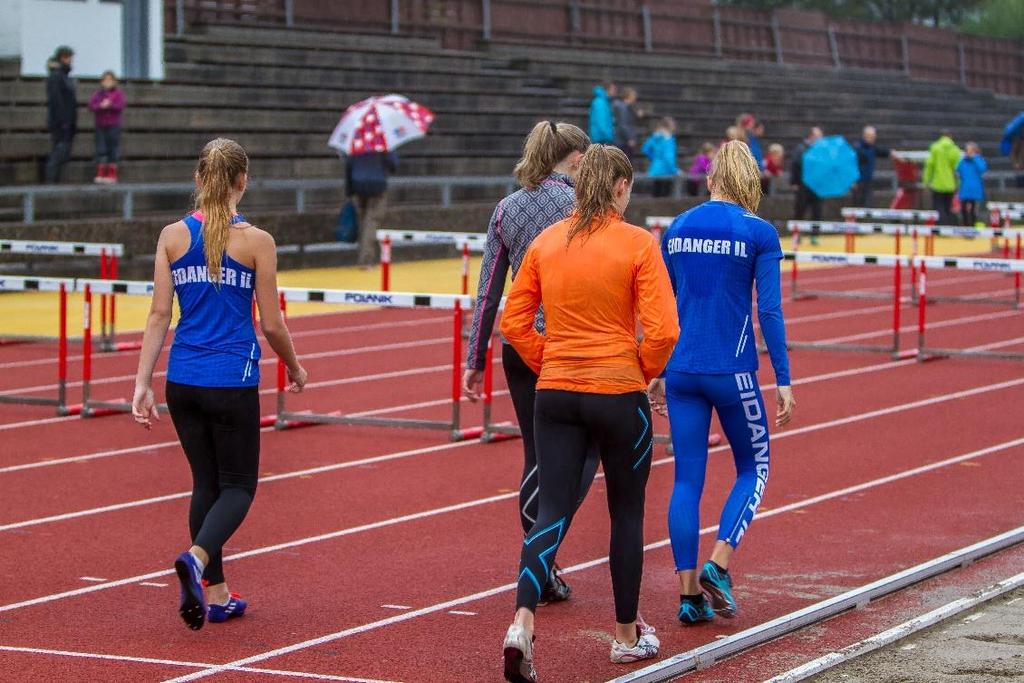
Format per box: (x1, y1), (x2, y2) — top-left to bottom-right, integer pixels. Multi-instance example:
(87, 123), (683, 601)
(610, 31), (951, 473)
(500, 145), (679, 682)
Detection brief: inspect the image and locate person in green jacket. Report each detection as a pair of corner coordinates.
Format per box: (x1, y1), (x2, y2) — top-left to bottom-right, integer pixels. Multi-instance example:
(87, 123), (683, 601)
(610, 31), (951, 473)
(923, 130), (962, 225)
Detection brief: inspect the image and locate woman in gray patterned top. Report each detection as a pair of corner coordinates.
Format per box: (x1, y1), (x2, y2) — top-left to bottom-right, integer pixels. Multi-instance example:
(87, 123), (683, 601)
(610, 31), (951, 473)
(463, 121), (591, 603)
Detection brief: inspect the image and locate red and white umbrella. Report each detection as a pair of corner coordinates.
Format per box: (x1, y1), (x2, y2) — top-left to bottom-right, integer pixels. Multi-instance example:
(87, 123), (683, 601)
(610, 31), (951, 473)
(328, 94), (435, 156)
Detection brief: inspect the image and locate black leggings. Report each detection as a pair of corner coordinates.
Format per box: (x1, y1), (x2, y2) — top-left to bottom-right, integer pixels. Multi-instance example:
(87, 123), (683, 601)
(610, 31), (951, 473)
(503, 344), (599, 536)
(961, 200), (978, 227)
(166, 381), (260, 586)
(515, 389), (653, 624)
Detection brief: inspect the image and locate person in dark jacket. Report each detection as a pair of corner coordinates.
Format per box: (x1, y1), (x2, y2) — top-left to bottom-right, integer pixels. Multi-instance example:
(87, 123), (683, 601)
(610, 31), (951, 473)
(613, 88), (642, 160)
(853, 126), (892, 208)
(88, 71), (126, 183)
(791, 126), (824, 222)
(45, 46), (77, 183)
(345, 151), (398, 266)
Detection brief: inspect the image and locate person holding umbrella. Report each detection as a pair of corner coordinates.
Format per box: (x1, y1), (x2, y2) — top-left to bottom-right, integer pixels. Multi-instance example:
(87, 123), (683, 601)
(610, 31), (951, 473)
(790, 127), (824, 226)
(328, 95), (435, 265)
(800, 133), (859, 221)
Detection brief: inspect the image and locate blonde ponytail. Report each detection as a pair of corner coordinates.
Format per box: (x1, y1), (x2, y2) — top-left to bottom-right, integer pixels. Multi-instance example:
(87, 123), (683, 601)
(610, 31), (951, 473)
(514, 121), (590, 190)
(194, 138), (248, 284)
(708, 140), (762, 213)
(568, 144), (633, 245)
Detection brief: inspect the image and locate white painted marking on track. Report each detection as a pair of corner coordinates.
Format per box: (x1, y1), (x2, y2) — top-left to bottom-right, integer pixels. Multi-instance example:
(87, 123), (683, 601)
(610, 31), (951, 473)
(1006, 597), (1021, 605)
(962, 612), (985, 623)
(0, 415), (78, 432)
(5, 369), (1021, 535)
(78, 576), (106, 582)
(0, 645), (401, 683)
(158, 437), (1024, 682)
(381, 604), (412, 610)
(138, 582), (167, 588)
(447, 610), (477, 616)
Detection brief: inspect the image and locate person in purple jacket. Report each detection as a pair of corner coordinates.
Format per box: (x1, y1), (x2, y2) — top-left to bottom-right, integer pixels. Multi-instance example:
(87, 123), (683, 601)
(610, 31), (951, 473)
(88, 71), (125, 183)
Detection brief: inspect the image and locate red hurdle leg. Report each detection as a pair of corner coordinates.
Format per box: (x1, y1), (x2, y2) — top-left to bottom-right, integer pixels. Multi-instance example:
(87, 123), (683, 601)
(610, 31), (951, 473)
(380, 235), (392, 292)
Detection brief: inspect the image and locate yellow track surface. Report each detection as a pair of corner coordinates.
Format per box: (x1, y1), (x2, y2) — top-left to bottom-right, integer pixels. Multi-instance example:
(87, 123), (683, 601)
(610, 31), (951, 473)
(0, 233), (997, 339)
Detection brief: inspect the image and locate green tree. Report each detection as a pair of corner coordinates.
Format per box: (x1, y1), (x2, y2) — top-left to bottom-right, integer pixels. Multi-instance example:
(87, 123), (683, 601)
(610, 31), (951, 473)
(716, 0), (985, 27)
(960, 0), (1024, 40)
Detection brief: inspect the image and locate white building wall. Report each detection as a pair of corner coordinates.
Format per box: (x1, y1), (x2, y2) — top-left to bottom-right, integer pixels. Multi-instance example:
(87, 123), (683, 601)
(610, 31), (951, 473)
(0, 0), (23, 58)
(20, 0), (123, 78)
(146, 0), (164, 80)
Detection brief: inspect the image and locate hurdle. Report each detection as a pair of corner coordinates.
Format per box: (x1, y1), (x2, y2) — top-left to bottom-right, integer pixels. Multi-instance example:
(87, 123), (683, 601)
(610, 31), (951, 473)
(916, 254), (1024, 362)
(0, 275), (79, 415)
(275, 286), (483, 441)
(781, 251), (909, 357)
(76, 279), (151, 417)
(644, 216), (673, 242)
(788, 221), (1022, 307)
(988, 202), (1024, 226)
(0, 239), (127, 348)
(841, 207), (940, 254)
(376, 230), (486, 293)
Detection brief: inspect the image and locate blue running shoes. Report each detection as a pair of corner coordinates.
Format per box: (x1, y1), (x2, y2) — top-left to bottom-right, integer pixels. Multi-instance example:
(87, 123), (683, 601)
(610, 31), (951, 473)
(699, 561), (737, 618)
(208, 593), (247, 623)
(173, 551), (207, 630)
(678, 594), (714, 625)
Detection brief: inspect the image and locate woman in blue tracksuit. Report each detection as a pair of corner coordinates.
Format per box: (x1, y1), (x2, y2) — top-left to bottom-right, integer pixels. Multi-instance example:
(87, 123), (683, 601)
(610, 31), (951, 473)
(648, 140), (795, 625)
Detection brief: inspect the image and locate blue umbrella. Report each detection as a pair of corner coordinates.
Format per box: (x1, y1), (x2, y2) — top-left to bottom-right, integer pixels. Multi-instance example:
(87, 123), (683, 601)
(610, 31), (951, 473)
(801, 136), (859, 199)
(1000, 112), (1024, 155)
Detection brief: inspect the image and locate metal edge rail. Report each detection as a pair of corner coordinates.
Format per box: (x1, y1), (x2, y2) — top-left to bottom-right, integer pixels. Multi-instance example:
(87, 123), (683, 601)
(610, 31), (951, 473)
(608, 525), (1024, 683)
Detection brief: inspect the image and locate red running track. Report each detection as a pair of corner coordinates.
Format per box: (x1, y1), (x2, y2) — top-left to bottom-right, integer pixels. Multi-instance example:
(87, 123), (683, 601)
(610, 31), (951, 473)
(0, 263), (1023, 682)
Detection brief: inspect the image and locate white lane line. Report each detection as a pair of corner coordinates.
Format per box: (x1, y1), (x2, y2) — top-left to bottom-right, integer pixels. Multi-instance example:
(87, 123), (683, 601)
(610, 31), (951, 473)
(0, 645), (400, 683)
(3, 355), (1022, 532)
(381, 604), (412, 610)
(161, 436), (1024, 683)
(3, 378), (1022, 614)
(138, 582), (167, 588)
(78, 577), (106, 582)
(0, 415), (79, 432)
(448, 610), (477, 616)
(0, 439), (482, 532)
(764, 571), (1024, 682)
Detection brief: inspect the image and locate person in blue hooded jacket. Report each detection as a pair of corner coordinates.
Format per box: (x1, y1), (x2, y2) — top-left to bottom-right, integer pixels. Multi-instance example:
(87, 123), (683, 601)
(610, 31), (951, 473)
(589, 82), (616, 145)
(956, 142), (988, 227)
(642, 117), (679, 197)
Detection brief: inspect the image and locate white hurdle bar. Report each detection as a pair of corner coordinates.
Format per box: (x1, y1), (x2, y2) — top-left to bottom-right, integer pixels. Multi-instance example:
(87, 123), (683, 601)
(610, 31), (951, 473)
(841, 207), (938, 223)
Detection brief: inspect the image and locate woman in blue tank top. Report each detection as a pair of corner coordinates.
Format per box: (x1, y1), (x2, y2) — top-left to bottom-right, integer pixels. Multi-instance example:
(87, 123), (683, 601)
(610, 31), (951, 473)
(649, 141), (796, 626)
(132, 138), (307, 630)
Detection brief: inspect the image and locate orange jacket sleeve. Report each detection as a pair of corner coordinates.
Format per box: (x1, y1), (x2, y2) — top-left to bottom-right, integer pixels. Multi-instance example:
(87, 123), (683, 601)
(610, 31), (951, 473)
(635, 234), (680, 382)
(499, 245), (545, 374)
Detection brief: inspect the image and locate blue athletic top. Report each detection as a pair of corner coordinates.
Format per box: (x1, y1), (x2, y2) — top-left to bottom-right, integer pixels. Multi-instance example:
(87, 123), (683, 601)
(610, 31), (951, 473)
(167, 212), (260, 388)
(661, 200), (791, 385)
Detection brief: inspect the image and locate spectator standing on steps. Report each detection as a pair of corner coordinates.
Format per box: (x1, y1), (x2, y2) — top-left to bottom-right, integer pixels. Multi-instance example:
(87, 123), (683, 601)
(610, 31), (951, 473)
(853, 126), (892, 208)
(589, 82), (616, 145)
(45, 46), (77, 184)
(345, 151), (398, 266)
(642, 117), (679, 198)
(956, 142), (987, 227)
(88, 71), (126, 184)
(614, 87), (642, 160)
(791, 126), (824, 224)
(924, 129), (962, 225)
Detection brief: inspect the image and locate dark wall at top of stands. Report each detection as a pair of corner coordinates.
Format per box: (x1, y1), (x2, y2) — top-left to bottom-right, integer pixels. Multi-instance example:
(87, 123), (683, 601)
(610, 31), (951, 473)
(167, 0), (1024, 97)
